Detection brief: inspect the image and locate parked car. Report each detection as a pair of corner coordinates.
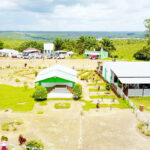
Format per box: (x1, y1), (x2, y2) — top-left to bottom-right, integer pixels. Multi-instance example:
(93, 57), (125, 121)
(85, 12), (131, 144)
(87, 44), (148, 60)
(17, 53), (23, 58)
(12, 54), (17, 58)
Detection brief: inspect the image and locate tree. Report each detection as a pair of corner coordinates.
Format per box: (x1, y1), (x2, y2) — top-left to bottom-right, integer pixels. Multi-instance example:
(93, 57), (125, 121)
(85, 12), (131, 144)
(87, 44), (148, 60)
(73, 83), (82, 100)
(17, 41), (43, 52)
(144, 19), (150, 38)
(54, 38), (64, 50)
(0, 40), (3, 49)
(134, 19), (150, 60)
(101, 38), (116, 54)
(33, 86), (47, 100)
(134, 46), (150, 60)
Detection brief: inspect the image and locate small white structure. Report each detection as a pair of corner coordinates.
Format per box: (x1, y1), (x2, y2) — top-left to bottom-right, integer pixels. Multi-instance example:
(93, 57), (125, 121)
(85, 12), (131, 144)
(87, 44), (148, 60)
(44, 43), (54, 55)
(99, 62), (150, 97)
(0, 49), (19, 57)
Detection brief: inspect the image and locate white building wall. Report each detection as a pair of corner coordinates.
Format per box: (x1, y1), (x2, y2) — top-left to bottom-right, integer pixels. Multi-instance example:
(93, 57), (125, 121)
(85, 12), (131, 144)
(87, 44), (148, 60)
(44, 43), (54, 54)
(41, 82), (72, 87)
(128, 89), (143, 97)
(102, 63), (112, 82)
(144, 89), (150, 96)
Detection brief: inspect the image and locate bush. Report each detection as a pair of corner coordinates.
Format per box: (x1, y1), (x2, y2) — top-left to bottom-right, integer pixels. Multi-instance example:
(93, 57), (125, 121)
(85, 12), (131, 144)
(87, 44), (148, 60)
(34, 71), (38, 77)
(1, 123), (9, 131)
(26, 140), (44, 150)
(1, 136), (8, 142)
(33, 86), (47, 100)
(15, 78), (20, 82)
(73, 83), (82, 100)
(18, 134), (26, 145)
(37, 111), (44, 114)
(105, 83), (110, 91)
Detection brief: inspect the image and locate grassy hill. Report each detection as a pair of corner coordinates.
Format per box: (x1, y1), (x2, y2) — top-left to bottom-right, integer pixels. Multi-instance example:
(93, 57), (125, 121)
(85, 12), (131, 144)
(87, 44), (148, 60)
(112, 39), (147, 60)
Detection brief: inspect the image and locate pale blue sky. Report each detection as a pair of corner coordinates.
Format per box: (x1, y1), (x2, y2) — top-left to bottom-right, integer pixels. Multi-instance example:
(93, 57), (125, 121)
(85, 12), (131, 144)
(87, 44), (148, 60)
(0, 0), (149, 31)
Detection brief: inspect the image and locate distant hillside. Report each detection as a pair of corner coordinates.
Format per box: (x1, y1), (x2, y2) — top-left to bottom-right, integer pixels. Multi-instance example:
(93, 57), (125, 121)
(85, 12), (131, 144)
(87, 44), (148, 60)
(0, 31), (145, 41)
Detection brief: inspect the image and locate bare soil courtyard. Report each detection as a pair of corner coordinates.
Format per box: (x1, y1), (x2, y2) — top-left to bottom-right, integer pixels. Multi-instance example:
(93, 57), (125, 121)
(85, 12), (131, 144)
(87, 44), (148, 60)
(0, 104), (149, 150)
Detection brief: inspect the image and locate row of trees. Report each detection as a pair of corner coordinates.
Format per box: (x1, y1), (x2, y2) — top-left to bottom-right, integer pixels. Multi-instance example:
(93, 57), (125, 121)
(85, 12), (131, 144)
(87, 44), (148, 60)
(0, 40), (3, 49)
(0, 36), (116, 55)
(134, 19), (150, 60)
(54, 36), (116, 55)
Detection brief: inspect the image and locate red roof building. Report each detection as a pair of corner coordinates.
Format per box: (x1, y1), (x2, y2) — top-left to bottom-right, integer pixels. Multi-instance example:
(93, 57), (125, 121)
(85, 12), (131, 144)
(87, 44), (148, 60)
(23, 48), (41, 53)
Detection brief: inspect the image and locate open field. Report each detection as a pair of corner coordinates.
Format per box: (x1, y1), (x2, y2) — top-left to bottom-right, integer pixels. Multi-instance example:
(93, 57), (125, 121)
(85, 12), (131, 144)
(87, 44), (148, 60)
(112, 39), (147, 60)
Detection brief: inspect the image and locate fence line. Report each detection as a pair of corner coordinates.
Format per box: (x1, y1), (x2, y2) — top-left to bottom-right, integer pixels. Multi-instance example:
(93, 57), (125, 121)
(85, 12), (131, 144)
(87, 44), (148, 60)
(116, 86), (150, 124)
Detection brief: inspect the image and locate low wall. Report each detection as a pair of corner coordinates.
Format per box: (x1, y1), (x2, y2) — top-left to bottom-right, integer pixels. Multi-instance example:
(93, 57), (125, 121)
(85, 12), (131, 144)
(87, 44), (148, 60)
(128, 89), (150, 97)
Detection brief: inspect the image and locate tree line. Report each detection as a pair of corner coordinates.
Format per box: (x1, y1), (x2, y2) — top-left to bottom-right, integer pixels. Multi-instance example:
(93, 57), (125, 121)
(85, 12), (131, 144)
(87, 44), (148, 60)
(134, 19), (150, 60)
(0, 36), (116, 56)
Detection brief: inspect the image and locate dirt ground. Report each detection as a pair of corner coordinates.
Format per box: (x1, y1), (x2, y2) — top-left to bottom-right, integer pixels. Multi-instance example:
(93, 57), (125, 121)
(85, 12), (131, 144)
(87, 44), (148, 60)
(0, 57), (100, 69)
(0, 104), (149, 150)
(0, 58), (101, 87)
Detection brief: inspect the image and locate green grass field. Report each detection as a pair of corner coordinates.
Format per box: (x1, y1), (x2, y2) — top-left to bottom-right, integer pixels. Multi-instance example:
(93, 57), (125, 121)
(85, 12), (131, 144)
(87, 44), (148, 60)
(82, 98), (130, 111)
(112, 39), (147, 60)
(131, 97), (150, 111)
(0, 84), (38, 111)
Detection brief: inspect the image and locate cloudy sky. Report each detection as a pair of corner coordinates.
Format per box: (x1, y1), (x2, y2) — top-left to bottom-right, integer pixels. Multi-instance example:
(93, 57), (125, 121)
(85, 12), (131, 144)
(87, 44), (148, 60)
(0, 0), (149, 31)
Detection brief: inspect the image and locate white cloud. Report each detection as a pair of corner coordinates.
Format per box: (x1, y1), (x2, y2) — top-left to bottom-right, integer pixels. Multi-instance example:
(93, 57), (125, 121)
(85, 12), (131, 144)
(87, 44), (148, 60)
(0, 0), (19, 10)
(0, 0), (150, 31)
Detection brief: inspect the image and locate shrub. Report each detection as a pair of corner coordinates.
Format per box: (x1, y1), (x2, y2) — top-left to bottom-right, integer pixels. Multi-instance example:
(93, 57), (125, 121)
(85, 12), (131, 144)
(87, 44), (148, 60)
(18, 134), (26, 145)
(14, 119), (24, 125)
(33, 86), (47, 101)
(105, 83), (110, 91)
(1, 136), (8, 142)
(34, 71), (38, 77)
(1, 120), (24, 131)
(26, 140), (44, 150)
(37, 111), (44, 114)
(15, 78), (20, 82)
(73, 83), (82, 100)
(1, 123), (9, 131)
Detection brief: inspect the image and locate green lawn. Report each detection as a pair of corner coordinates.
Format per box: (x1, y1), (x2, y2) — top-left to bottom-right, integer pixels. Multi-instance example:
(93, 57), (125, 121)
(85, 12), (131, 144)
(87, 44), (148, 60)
(87, 82), (106, 86)
(55, 103), (71, 109)
(131, 97), (150, 111)
(82, 98), (130, 111)
(90, 95), (116, 99)
(112, 39), (147, 60)
(89, 88), (107, 92)
(0, 84), (41, 112)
